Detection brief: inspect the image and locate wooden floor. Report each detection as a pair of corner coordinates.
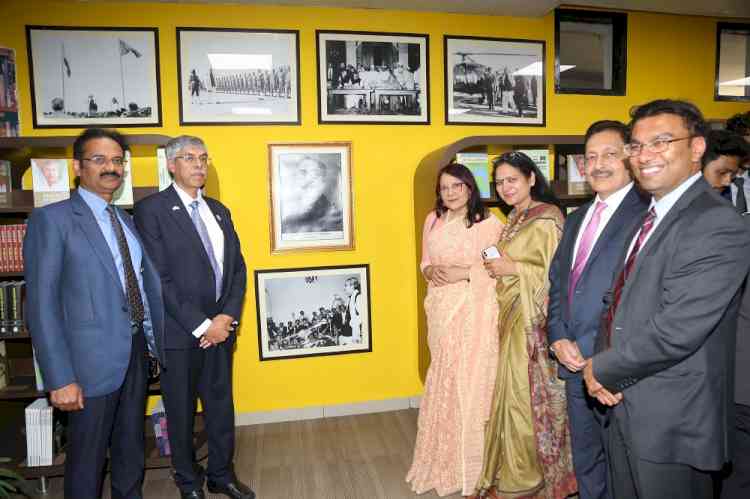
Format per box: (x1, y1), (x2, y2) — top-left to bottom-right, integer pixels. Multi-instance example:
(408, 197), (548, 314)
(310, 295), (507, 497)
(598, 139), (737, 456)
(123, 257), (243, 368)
(37, 408), (464, 499)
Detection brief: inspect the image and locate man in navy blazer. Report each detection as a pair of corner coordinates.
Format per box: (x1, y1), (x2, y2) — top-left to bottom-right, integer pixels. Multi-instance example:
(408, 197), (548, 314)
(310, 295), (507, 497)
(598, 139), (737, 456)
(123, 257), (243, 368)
(24, 128), (165, 499)
(134, 136), (252, 499)
(548, 120), (649, 499)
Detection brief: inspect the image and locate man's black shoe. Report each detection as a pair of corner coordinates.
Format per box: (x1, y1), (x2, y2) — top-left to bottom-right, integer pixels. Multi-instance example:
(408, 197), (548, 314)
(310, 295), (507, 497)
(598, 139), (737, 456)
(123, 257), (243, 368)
(180, 490), (205, 499)
(207, 480), (255, 499)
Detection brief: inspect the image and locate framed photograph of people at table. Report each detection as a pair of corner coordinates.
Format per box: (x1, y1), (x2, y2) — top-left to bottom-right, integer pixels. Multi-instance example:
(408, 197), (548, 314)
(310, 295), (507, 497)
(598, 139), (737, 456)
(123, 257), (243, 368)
(26, 25), (162, 128)
(268, 142), (354, 253)
(177, 27), (301, 125)
(254, 264), (372, 361)
(316, 30), (429, 124)
(444, 35), (545, 126)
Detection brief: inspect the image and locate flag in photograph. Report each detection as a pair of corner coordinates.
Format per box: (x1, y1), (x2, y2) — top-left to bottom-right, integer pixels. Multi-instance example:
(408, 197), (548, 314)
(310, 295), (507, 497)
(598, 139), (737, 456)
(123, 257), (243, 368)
(119, 40), (142, 58)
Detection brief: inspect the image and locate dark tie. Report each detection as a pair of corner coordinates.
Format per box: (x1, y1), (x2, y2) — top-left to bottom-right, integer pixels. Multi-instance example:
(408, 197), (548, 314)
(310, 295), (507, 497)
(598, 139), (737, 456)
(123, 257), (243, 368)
(190, 200), (222, 300)
(107, 205), (145, 324)
(601, 208), (657, 349)
(734, 177), (747, 213)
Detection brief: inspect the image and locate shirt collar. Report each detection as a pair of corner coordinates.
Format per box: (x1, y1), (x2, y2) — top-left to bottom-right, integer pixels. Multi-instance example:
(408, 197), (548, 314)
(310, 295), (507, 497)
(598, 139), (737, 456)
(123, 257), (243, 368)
(594, 181), (633, 211)
(649, 171), (703, 220)
(172, 182), (203, 210)
(77, 186), (110, 218)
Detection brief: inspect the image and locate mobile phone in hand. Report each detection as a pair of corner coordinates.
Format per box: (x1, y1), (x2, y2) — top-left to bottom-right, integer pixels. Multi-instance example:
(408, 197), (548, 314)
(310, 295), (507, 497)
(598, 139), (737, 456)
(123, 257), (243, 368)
(482, 246), (501, 260)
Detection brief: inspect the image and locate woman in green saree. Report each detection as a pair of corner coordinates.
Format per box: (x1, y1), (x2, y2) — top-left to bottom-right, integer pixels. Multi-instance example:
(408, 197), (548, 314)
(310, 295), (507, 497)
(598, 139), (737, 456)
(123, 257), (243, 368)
(473, 152), (577, 499)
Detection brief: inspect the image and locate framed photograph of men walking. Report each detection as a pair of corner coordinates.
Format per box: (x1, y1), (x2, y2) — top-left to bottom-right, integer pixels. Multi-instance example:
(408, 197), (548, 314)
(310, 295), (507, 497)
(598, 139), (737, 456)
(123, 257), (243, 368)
(316, 30), (429, 124)
(268, 142), (353, 253)
(254, 265), (372, 361)
(177, 28), (300, 125)
(444, 36), (545, 126)
(26, 26), (162, 128)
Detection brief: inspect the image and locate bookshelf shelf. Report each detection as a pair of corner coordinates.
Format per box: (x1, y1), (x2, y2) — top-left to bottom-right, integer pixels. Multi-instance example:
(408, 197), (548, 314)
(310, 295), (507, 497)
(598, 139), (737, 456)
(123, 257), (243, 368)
(0, 376), (43, 400)
(0, 186), (160, 213)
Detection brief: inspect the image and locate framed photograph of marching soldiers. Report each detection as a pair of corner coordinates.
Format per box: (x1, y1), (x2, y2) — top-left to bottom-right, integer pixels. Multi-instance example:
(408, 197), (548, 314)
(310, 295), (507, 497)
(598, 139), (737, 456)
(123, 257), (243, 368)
(26, 26), (162, 128)
(177, 27), (300, 125)
(254, 264), (372, 361)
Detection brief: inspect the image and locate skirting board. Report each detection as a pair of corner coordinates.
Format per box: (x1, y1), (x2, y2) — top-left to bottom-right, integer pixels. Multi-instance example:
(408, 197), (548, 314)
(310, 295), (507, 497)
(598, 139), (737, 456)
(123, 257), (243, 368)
(235, 396), (422, 426)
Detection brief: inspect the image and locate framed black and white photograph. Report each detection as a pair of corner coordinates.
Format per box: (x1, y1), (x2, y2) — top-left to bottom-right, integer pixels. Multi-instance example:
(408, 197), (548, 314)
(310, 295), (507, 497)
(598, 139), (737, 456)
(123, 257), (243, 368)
(254, 265), (372, 360)
(268, 142), (353, 253)
(177, 28), (300, 125)
(26, 26), (162, 128)
(715, 22), (750, 102)
(316, 30), (429, 124)
(444, 36), (545, 126)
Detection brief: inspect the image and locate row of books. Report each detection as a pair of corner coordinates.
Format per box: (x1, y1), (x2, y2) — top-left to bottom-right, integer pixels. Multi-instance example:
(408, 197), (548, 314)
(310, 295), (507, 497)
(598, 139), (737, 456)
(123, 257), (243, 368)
(0, 223), (26, 272)
(0, 280), (25, 335)
(24, 398), (66, 467)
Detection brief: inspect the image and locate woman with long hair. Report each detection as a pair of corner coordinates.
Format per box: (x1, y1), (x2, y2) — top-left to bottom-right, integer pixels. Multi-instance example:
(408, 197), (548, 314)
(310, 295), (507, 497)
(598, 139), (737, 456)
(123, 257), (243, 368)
(473, 152), (576, 499)
(407, 163), (504, 496)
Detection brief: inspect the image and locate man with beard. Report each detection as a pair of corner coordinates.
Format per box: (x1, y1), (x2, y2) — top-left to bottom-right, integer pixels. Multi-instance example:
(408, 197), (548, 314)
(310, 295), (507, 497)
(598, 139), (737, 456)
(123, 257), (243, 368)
(548, 120), (649, 499)
(24, 128), (166, 499)
(134, 136), (252, 499)
(280, 155), (343, 234)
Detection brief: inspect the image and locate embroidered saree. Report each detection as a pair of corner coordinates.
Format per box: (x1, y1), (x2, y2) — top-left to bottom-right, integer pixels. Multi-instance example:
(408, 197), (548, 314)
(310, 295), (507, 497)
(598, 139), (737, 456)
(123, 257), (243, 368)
(407, 211), (503, 496)
(475, 203), (576, 499)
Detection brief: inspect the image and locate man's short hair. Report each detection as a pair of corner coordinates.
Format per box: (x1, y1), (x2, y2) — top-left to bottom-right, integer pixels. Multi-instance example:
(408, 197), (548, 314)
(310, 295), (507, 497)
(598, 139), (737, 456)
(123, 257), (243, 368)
(702, 129), (750, 167)
(73, 128), (128, 162)
(165, 135), (207, 160)
(629, 99), (708, 139)
(584, 120), (629, 147)
(726, 112), (750, 137)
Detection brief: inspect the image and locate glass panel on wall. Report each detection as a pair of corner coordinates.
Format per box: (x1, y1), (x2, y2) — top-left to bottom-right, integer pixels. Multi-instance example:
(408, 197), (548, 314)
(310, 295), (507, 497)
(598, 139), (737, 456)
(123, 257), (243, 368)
(715, 23), (750, 101)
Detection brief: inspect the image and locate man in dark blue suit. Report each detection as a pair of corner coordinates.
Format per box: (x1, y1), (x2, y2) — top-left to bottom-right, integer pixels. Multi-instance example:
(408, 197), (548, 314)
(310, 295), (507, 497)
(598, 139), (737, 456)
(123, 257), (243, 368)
(548, 120), (649, 499)
(24, 128), (166, 499)
(134, 136), (252, 499)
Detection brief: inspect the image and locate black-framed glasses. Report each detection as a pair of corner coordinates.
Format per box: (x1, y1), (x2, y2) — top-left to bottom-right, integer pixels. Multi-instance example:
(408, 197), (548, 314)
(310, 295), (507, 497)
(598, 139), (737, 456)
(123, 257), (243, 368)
(623, 136), (693, 157)
(174, 154), (210, 165)
(82, 155), (125, 167)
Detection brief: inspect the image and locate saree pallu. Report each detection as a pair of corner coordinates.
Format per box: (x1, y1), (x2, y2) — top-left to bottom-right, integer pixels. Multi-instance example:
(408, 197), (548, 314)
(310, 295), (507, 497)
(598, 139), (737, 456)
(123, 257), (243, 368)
(476, 204), (577, 499)
(407, 213), (503, 496)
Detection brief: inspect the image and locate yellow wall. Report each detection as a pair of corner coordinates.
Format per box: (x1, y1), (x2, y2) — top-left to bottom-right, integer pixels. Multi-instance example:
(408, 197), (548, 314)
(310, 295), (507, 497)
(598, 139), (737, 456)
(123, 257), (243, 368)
(4, 0), (749, 413)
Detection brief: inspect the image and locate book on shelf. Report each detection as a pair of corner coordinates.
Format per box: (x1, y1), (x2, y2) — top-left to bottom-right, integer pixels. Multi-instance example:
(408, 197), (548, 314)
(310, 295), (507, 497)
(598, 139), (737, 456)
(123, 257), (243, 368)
(0, 280), (26, 335)
(31, 158), (70, 208)
(455, 152), (492, 199)
(157, 147), (171, 192)
(0, 160), (11, 204)
(150, 399), (171, 456)
(32, 345), (44, 392)
(112, 151), (134, 206)
(0, 340), (7, 389)
(516, 149), (551, 182)
(0, 224), (26, 273)
(25, 398), (53, 467)
(566, 154), (592, 195)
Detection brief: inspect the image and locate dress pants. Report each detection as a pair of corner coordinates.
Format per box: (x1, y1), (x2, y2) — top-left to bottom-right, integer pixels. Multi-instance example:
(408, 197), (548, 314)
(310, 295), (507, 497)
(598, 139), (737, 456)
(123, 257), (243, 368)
(64, 330), (148, 499)
(566, 378), (609, 499)
(607, 411), (713, 499)
(160, 340), (236, 493)
(721, 403), (750, 498)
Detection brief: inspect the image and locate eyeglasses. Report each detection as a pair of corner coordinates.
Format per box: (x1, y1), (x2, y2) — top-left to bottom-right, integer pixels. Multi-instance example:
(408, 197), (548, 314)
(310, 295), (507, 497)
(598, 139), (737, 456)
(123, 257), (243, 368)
(439, 182), (466, 194)
(174, 154), (211, 166)
(623, 136), (693, 157)
(584, 151), (623, 167)
(82, 156), (125, 168)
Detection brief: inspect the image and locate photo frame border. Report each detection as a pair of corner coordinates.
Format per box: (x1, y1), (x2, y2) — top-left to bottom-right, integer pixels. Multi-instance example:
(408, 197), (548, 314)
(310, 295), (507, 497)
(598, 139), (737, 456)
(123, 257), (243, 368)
(714, 21), (750, 102)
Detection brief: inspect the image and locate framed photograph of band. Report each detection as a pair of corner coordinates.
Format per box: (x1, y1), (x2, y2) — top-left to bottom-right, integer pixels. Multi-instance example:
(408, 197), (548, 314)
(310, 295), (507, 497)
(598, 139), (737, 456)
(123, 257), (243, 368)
(176, 27), (301, 125)
(254, 264), (372, 361)
(444, 35), (545, 126)
(26, 26), (162, 128)
(316, 30), (429, 124)
(268, 142), (353, 253)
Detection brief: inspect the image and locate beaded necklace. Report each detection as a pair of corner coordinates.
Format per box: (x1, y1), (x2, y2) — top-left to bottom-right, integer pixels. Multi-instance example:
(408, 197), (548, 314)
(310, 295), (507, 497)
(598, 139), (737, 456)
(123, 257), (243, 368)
(499, 203), (535, 243)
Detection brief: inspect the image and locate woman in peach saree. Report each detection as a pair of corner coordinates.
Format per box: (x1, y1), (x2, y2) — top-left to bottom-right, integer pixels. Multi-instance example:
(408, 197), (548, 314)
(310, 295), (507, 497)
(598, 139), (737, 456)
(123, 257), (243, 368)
(407, 163), (503, 496)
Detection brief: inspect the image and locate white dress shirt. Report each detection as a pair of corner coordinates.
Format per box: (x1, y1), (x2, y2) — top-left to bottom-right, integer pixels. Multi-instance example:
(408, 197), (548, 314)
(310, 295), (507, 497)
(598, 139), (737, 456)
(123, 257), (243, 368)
(571, 182), (634, 270)
(173, 183), (226, 337)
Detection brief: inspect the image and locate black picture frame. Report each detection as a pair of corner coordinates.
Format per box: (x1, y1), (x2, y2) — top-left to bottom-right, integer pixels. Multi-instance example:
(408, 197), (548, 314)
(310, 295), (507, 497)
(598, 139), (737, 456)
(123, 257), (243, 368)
(554, 9), (627, 96)
(444, 35), (546, 126)
(315, 30), (430, 125)
(254, 264), (372, 361)
(26, 25), (162, 129)
(176, 27), (301, 125)
(714, 22), (750, 102)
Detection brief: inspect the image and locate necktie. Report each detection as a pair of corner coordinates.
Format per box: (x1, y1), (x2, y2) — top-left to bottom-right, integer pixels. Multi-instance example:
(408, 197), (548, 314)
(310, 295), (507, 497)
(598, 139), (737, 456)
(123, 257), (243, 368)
(601, 208), (657, 349)
(734, 177), (747, 213)
(106, 205), (145, 324)
(568, 201), (607, 304)
(190, 200), (222, 301)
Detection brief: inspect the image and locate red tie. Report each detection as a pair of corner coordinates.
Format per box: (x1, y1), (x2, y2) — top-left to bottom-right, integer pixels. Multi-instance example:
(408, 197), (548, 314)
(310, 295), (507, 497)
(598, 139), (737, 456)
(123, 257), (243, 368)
(602, 208), (657, 349)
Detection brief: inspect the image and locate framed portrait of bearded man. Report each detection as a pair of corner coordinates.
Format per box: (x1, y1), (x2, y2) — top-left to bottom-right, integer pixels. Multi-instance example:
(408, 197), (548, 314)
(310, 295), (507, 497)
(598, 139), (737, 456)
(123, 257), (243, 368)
(268, 142), (354, 252)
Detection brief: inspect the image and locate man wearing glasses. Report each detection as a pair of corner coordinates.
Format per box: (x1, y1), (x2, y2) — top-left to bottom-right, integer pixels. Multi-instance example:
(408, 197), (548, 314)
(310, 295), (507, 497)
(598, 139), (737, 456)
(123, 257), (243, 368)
(583, 100), (750, 499)
(134, 136), (252, 499)
(24, 128), (166, 499)
(548, 120), (648, 499)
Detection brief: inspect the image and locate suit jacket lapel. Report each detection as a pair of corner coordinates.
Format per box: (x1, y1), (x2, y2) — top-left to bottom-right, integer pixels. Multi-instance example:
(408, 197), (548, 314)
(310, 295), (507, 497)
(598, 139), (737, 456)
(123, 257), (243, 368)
(71, 191), (124, 298)
(163, 185), (213, 270)
(561, 202), (589, 297)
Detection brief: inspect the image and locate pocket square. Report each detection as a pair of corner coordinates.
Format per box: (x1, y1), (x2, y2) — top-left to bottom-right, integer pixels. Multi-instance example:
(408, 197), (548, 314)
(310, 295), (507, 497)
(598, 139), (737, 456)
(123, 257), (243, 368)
(172, 205), (180, 211)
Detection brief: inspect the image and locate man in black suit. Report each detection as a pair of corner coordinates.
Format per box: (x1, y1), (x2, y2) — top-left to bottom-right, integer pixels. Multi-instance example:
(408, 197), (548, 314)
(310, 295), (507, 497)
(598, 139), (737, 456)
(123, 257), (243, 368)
(701, 129), (749, 211)
(134, 136), (253, 499)
(583, 100), (750, 499)
(548, 120), (649, 499)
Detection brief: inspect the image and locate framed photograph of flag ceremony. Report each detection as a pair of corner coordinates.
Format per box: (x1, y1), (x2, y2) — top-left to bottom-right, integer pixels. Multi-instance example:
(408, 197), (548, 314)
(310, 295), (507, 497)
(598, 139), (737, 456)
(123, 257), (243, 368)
(25, 26), (162, 128)
(177, 28), (300, 125)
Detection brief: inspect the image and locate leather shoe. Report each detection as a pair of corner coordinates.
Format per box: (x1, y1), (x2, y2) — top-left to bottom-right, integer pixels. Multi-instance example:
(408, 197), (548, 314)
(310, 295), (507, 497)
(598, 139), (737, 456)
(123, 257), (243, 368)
(180, 490), (205, 499)
(207, 480), (255, 499)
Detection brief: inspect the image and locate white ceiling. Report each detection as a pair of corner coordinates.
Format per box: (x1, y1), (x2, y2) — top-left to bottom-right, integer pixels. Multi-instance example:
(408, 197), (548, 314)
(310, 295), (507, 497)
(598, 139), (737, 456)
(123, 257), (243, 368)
(109, 0), (750, 19)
